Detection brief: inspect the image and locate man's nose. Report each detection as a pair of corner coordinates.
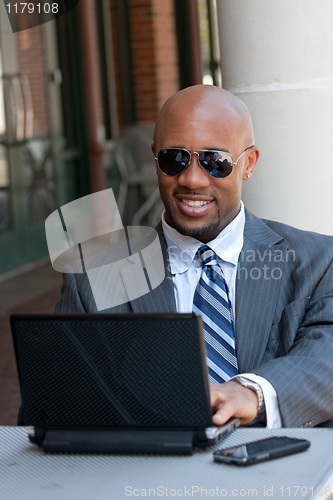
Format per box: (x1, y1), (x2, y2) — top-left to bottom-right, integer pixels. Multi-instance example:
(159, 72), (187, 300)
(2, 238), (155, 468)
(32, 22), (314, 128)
(178, 153), (210, 188)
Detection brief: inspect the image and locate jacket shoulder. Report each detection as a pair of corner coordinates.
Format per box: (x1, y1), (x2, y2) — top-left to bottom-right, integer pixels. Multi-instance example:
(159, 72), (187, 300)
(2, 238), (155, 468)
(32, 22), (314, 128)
(262, 217), (333, 252)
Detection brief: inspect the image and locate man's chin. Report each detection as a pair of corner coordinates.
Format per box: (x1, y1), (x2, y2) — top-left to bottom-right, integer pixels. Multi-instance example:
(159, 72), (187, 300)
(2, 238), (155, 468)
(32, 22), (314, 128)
(172, 219), (220, 240)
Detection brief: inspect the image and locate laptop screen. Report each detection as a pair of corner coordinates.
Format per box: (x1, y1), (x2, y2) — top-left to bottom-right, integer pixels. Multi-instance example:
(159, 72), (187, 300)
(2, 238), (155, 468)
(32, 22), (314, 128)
(11, 313), (213, 430)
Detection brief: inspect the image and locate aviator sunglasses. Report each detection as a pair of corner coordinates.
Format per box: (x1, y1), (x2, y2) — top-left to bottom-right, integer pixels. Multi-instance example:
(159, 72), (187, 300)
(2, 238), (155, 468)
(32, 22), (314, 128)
(155, 146), (254, 179)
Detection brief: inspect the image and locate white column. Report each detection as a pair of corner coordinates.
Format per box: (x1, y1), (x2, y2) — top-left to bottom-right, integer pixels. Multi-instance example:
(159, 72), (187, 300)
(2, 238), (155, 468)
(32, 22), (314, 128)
(216, 0), (333, 235)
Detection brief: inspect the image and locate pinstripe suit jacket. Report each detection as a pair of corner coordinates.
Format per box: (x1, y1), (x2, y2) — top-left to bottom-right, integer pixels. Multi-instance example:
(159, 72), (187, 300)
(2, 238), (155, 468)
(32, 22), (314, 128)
(56, 210), (333, 428)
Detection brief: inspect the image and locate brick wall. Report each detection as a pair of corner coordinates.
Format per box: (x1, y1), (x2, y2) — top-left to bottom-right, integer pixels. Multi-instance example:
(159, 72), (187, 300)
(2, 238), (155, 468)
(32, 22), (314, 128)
(110, 0), (180, 128)
(129, 0), (179, 123)
(15, 0), (180, 138)
(16, 26), (49, 136)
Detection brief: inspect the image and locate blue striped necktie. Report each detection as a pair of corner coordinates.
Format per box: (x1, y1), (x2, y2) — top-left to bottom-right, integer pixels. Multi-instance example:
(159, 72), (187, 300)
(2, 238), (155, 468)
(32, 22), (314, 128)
(193, 245), (239, 383)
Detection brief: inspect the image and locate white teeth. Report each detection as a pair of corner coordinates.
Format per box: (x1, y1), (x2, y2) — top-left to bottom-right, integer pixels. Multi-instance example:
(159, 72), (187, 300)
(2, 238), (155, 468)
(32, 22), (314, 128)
(183, 199), (210, 207)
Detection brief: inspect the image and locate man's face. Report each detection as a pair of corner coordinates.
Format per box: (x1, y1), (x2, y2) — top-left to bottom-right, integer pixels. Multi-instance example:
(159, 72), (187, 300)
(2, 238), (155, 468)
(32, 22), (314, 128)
(153, 99), (256, 243)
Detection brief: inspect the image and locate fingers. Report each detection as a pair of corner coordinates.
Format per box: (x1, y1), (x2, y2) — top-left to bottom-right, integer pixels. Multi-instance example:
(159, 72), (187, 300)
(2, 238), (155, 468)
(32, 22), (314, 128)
(210, 381), (258, 426)
(212, 399), (238, 426)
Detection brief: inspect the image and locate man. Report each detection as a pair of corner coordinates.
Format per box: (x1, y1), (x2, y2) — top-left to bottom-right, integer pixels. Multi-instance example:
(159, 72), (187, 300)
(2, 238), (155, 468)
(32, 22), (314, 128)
(57, 85), (333, 429)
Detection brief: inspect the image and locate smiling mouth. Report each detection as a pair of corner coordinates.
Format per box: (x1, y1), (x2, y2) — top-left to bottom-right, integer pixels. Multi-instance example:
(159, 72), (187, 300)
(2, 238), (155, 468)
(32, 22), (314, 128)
(182, 199), (211, 207)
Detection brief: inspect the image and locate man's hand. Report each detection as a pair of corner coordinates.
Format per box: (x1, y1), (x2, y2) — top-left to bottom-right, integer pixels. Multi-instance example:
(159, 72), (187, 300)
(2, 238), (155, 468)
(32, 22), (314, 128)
(210, 381), (259, 426)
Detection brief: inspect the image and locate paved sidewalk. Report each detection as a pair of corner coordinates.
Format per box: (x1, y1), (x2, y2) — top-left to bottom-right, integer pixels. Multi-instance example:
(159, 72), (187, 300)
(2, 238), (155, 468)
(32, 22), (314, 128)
(0, 264), (62, 425)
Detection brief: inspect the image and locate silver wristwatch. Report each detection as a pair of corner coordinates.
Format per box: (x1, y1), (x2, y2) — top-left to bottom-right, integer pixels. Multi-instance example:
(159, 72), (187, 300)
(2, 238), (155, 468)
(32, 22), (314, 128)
(232, 376), (266, 424)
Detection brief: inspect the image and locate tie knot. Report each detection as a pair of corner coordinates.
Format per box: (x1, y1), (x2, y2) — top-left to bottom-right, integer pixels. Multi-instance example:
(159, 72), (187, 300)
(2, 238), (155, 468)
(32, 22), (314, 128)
(197, 245), (219, 267)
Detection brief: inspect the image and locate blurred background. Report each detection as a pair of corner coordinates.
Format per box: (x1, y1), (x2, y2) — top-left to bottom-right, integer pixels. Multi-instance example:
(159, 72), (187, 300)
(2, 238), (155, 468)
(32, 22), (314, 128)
(1, 0), (333, 424)
(0, 0), (222, 425)
(0, 0), (221, 277)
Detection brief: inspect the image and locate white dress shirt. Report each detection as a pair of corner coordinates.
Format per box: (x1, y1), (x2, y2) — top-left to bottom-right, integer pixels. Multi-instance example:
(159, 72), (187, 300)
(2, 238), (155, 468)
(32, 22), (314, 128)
(162, 202), (282, 428)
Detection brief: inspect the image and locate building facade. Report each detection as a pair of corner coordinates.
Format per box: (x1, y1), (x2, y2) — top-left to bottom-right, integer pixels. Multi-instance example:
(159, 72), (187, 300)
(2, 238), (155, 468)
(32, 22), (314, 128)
(0, 0), (220, 275)
(2, 0), (331, 276)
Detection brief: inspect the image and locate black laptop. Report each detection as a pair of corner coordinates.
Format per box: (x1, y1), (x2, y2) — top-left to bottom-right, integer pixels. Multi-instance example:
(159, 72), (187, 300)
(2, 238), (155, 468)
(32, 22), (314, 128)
(11, 313), (240, 454)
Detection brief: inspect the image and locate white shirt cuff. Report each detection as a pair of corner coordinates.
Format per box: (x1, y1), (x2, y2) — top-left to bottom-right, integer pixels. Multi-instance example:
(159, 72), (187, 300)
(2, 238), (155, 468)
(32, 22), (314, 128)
(240, 373), (282, 428)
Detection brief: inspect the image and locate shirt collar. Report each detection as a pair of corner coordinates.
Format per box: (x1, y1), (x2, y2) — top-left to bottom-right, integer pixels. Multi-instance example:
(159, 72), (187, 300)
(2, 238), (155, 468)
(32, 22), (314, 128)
(162, 201), (245, 275)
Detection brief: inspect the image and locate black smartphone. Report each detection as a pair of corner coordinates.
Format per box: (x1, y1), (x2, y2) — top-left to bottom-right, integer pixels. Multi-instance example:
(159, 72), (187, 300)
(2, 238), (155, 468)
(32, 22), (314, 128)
(213, 436), (310, 466)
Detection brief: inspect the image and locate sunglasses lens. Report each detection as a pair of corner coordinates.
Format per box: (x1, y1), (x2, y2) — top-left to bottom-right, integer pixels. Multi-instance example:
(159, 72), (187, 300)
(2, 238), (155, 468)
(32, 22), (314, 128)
(157, 149), (190, 175)
(198, 152), (233, 178)
(157, 149), (233, 178)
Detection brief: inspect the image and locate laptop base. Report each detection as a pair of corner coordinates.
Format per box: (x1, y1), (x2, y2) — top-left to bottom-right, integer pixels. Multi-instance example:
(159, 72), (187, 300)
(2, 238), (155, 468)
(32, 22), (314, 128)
(28, 427), (197, 454)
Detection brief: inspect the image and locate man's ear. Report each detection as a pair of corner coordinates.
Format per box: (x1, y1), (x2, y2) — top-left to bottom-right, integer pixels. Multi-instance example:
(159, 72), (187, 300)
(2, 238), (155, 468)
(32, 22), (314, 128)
(243, 147), (260, 180)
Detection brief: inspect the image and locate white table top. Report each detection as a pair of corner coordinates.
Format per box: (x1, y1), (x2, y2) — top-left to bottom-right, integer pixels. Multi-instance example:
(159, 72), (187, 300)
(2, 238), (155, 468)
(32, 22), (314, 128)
(1, 427), (333, 500)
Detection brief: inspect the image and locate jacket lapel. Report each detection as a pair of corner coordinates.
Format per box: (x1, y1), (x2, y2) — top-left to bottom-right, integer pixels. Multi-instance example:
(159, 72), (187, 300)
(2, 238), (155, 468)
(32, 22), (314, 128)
(235, 211), (288, 372)
(120, 223), (177, 313)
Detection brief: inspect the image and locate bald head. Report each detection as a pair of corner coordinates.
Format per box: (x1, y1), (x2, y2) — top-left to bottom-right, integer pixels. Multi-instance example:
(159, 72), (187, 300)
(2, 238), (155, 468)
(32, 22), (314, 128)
(153, 85), (255, 150)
